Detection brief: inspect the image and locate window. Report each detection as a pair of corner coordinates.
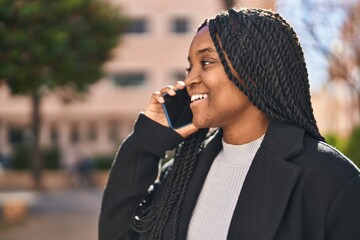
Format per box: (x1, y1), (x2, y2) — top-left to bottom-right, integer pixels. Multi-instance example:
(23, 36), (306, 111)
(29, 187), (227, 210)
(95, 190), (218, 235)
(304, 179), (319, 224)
(88, 122), (97, 142)
(108, 121), (119, 143)
(111, 72), (147, 87)
(126, 18), (148, 34)
(70, 123), (79, 144)
(172, 70), (186, 82)
(8, 127), (25, 146)
(50, 123), (58, 144)
(171, 17), (190, 34)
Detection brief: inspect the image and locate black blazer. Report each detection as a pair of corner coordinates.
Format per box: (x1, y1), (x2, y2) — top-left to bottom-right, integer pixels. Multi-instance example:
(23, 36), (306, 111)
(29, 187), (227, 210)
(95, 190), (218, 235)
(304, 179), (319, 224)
(99, 114), (360, 240)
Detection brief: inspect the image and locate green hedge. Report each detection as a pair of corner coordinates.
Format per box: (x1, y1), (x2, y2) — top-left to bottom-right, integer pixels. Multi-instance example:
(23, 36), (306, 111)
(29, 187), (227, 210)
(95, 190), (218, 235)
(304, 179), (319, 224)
(11, 145), (115, 171)
(344, 127), (360, 168)
(324, 133), (347, 153)
(324, 127), (360, 168)
(11, 144), (30, 169)
(42, 146), (61, 170)
(93, 155), (114, 170)
(11, 144), (61, 170)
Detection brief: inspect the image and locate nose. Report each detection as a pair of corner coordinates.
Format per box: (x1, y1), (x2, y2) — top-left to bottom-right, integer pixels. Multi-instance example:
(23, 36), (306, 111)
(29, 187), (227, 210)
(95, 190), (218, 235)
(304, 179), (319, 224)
(184, 69), (201, 87)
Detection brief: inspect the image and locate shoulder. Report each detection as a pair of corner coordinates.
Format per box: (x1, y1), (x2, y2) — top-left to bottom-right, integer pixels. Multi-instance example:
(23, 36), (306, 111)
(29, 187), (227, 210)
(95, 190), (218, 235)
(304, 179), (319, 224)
(302, 135), (358, 172)
(292, 134), (359, 189)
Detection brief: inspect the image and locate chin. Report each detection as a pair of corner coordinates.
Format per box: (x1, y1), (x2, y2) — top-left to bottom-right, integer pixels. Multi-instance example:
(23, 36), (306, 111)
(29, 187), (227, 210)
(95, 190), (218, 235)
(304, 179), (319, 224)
(192, 119), (209, 129)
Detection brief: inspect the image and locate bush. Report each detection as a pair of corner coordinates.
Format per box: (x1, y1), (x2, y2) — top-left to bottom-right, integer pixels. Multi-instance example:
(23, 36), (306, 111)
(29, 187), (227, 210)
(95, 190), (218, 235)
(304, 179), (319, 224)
(10, 144), (61, 170)
(324, 133), (347, 153)
(43, 146), (61, 170)
(94, 155), (114, 170)
(345, 126), (360, 168)
(11, 144), (30, 170)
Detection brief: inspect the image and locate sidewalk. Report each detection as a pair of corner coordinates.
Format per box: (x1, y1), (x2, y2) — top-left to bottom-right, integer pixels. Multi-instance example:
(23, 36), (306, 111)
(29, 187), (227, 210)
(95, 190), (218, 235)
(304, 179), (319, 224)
(0, 188), (103, 240)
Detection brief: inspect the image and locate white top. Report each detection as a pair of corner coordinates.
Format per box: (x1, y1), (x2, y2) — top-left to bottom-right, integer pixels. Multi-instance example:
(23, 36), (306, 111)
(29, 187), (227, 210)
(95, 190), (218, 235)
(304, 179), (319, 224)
(187, 135), (265, 240)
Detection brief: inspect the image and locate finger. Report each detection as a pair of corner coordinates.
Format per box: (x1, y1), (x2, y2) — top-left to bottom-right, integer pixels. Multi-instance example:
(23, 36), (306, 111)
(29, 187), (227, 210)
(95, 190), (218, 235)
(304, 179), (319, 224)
(160, 85), (176, 96)
(151, 91), (165, 104)
(174, 81), (186, 91)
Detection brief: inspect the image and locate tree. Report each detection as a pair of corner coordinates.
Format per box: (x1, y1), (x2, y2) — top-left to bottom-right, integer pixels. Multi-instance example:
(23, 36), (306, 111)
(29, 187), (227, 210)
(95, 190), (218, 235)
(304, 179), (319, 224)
(328, 0), (360, 123)
(0, 0), (128, 189)
(300, 0), (360, 122)
(278, 0), (348, 90)
(278, 0), (360, 132)
(278, 0), (348, 83)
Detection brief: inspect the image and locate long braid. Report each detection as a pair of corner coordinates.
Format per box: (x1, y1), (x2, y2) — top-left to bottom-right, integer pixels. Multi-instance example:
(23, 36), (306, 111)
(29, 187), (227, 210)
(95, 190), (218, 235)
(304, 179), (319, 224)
(150, 136), (195, 238)
(131, 128), (209, 239)
(171, 129), (209, 239)
(149, 129), (208, 240)
(206, 8), (324, 141)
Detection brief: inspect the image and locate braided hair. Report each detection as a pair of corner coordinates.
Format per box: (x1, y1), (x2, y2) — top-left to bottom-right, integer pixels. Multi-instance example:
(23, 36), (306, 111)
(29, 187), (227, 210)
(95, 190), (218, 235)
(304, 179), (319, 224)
(132, 8), (324, 240)
(131, 128), (210, 239)
(206, 8), (324, 141)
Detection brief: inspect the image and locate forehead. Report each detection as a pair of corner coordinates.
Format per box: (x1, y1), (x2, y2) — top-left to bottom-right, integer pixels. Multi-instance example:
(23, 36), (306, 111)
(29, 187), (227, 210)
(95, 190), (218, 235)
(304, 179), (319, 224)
(189, 26), (214, 52)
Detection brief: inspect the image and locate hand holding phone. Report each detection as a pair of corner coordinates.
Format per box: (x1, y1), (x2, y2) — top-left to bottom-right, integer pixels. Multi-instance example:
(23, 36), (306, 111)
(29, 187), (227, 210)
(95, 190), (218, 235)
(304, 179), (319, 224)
(162, 88), (193, 129)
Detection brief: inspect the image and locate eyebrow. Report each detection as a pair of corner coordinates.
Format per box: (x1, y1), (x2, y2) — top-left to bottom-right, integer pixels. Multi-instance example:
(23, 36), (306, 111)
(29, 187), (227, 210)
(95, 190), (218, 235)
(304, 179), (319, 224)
(187, 47), (216, 62)
(196, 47), (215, 55)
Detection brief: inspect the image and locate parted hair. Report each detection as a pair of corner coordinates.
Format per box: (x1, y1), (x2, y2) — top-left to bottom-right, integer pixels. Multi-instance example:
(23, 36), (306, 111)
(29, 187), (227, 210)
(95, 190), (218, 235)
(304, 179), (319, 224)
(132, 8), (324, 240)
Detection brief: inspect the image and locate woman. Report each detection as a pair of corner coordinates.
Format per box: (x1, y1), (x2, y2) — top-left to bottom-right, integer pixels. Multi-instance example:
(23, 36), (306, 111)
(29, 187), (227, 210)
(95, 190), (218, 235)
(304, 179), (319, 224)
(99, 8), (360, 240)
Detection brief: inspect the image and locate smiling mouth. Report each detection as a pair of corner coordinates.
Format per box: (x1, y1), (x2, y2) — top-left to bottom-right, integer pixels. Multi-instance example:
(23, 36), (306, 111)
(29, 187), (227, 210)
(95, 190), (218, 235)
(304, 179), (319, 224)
(191, 94), (208, 103)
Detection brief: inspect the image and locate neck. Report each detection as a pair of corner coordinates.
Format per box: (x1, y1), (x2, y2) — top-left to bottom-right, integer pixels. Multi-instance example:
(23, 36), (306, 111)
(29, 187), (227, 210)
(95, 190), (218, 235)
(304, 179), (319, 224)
(222, 112), (269, 145)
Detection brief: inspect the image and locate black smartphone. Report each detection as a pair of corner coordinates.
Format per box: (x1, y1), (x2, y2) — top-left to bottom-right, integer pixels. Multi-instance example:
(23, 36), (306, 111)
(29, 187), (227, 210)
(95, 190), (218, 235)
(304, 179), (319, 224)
(162, 88), (193, 129)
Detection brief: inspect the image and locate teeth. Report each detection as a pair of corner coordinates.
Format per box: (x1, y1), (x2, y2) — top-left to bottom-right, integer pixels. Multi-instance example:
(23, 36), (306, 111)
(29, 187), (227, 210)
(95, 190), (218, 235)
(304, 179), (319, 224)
(191, 94), (208, 102)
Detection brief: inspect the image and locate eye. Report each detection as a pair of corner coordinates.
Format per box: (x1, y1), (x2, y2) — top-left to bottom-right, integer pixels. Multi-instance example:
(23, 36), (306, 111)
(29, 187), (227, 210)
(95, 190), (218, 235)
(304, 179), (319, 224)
(201, 60), (212, 68)
(185, 66), (192, 74)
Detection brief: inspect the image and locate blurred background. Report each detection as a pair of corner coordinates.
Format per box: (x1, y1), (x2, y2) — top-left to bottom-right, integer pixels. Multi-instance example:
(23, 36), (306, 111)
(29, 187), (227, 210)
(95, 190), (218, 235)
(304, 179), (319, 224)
(0, 0), (359, 239)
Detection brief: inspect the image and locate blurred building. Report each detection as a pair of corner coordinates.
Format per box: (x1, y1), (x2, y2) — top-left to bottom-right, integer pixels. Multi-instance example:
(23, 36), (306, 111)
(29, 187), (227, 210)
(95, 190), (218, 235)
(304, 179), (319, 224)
(312, 81), (360, 137)
(1, 0), (278, 167)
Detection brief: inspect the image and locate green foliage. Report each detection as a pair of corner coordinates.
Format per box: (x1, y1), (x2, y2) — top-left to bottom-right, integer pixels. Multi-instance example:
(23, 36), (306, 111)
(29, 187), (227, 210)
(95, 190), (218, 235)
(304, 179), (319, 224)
(11, 144), (61, 170)
(11, 144), (30, 170)
(324, 133), (347, 153)
(345, 126), (360, 168)
(0, 0), (128, 95)
(324, 131), (360, 168)
(93, 155), (113, 170)
(42, 145), (61, 170)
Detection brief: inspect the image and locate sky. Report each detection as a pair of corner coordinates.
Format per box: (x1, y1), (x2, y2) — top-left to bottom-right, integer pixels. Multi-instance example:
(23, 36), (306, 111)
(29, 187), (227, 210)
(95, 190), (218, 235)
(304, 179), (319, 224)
(276, 0), (349, 90)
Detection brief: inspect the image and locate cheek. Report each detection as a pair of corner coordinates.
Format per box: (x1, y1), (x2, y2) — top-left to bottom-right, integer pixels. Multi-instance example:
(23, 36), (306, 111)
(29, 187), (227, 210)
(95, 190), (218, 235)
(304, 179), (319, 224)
(192, 110), (209, 127)
(192, 103), (223, 128)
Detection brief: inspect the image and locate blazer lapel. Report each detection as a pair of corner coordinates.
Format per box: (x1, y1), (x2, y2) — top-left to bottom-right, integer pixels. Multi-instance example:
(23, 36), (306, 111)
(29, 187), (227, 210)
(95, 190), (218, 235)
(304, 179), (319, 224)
(228, 119), (304, 240)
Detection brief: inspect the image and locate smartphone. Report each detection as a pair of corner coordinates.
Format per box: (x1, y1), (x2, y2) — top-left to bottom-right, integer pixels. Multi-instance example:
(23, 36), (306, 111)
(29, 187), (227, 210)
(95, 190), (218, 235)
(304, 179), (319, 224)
(162, 88), (193, 129)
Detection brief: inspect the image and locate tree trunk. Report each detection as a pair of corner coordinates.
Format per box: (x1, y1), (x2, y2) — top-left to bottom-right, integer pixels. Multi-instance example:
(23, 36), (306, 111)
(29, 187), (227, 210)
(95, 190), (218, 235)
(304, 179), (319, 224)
(31, 91), (43, 190)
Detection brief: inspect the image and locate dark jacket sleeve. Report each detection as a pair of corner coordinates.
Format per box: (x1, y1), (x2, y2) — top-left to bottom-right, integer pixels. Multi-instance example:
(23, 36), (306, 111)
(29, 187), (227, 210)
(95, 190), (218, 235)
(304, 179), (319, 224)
(326, 174), (360, 240)
(98, 113), (184, 240)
